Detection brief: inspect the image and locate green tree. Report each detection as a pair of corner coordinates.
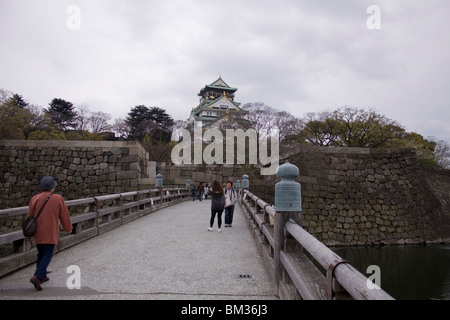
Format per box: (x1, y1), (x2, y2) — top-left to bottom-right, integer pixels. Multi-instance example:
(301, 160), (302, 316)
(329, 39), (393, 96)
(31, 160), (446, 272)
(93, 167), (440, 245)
(27, 128), (66, 140)
(298, 107), (406, 148)
(297, 111), (341, 146)
(334, 107), (405, 148)
(44, 98), (78, 132)
(0, 93), (31, 140)
(126, 105), (174, 141)
(396, 132), (437, 166)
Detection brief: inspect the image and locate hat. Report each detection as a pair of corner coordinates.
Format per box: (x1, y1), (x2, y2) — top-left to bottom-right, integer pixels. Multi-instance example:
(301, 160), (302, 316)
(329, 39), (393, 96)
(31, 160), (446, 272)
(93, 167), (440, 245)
(40, 176), (57, 191)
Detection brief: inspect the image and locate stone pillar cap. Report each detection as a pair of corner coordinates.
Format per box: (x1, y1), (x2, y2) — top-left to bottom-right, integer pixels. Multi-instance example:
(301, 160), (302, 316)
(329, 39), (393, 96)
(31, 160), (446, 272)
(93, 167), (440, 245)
(276, 161), (299, 180)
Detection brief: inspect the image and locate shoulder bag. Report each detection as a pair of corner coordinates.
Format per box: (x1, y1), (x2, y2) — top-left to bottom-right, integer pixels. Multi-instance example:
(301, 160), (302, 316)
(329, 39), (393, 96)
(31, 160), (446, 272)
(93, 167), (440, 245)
(22, 193), (53, 237)
(224, 190), (232, 208)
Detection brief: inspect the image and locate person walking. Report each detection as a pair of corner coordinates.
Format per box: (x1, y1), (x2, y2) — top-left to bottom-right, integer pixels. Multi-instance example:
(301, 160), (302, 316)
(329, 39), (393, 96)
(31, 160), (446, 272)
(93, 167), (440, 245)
(207, 180), (225, 232)
(197, 182), (205, 201)
(204, 183), (209, 200)
(28, 176), (72, 291)
(224, 181), (237, 227)
(191, 184), (197, 201)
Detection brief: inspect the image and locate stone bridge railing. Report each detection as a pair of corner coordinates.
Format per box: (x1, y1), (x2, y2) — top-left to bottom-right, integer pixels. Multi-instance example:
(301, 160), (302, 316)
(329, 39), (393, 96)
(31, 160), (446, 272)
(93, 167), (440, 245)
(237, 162), (394, 300)
(0, 187), (190, 277)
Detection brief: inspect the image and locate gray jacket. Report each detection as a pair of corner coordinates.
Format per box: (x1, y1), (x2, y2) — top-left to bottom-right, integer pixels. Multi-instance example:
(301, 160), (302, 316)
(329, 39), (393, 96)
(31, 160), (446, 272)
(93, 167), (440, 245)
(224, 188), (237, 205)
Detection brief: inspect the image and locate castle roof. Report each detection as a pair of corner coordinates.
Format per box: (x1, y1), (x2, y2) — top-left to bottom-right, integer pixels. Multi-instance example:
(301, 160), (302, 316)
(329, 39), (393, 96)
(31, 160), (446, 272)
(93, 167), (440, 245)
(198, 76), (238, 97)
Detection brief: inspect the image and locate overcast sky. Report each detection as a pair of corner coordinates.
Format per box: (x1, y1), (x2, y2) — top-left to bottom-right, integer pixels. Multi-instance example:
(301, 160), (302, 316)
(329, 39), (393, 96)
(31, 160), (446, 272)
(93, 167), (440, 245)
(1, 0), (449, 142)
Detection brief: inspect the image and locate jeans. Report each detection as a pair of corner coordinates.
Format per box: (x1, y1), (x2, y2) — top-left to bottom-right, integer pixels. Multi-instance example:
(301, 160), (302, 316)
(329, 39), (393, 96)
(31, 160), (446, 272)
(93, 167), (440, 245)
(34, 244), (55, 281)
(225, 205), (235, 225)
(210, 210), (223, 228)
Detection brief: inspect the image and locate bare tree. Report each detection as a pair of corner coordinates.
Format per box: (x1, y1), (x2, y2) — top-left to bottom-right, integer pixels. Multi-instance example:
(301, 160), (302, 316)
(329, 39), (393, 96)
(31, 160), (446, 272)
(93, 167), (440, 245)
(242, 102), (279, 135)
(429, 137), (450, 169)
(76, 105), (91, 131)
(89, 111), (112, 133)
(274, 110), (304, 141)
(111, 118), (130, 140)
(0, 88), (12, 105)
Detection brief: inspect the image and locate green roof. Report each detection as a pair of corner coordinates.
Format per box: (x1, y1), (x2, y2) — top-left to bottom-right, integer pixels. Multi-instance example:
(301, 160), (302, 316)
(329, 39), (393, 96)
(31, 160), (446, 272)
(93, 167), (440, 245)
(195, 94), (243, 110)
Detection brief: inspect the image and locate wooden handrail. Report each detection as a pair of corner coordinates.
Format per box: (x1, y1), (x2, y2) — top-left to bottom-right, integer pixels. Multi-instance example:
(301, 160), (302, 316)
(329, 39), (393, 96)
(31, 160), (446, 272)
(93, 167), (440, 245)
(0, 187), (190, 277)
(238, 188), (394, 300)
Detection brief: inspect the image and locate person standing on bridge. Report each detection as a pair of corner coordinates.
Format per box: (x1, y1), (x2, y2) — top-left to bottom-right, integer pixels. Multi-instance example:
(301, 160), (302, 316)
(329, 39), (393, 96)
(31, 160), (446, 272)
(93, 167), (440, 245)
(204, 183), (209, 200)
(224, 181), (237, 227)
(197, 182), (205, 201)
(191, 184), (197, 201)
(207, 180), (225, 232)
(28, 176), (73, 291)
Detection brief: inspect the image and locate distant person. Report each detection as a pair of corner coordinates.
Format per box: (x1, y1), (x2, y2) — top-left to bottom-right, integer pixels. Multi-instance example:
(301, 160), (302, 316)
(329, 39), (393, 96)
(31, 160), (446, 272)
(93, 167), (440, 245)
(197, 182), (205, 201)
(224, 181), (237, 227)
(204, 183), (210, 200)
(28, 176), (72, 291)
(207, 180), (225, 232)
(191, 184), (197, 201)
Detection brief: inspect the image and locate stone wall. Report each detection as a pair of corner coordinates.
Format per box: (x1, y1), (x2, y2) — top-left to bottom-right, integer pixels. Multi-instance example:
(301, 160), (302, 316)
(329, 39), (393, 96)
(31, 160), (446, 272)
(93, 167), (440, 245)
(284, 147), (450, 246)
(0, 140), (152, 209)
(155, 163), (247, 188)
(152, 146), (450, 245)
(1, 140), (449, 246)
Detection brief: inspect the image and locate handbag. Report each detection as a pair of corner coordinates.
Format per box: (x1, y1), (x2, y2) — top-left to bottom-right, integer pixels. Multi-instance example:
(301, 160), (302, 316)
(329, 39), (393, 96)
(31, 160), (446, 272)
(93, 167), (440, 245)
(22, 193), (53, 237)
(224, 194), (232, 208)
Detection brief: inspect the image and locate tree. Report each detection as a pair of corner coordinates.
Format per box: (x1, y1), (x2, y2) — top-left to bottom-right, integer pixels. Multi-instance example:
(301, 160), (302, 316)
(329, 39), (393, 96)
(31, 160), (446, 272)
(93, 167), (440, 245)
(395, 131), (436, 165)
(429, 137), (450, 169)
(9, 94), (28, 108)
(141, 134), (175, 162)
(242, 102), (279, 135)
(298, 111), (342, 146)
(298, 107), (406, 148)
(242, 102), (303, 141)
(89, 111), (112, 133)
(75, 105), (91, 131)
(44, 98), (78, 132)
(0, 92), (32, 140)
(334, 107), (405, 148)
(126, 105), (174, 141)
(111, 118), (130, 141)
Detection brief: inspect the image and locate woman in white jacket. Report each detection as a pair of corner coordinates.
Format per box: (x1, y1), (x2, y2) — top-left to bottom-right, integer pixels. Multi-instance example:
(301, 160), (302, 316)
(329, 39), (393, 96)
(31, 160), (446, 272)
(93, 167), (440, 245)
(224, 181), (237, 227)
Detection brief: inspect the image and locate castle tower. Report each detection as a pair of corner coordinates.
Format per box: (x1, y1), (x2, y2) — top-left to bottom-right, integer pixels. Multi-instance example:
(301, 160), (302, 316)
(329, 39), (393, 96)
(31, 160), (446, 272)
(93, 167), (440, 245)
(188, 76), (248, 128)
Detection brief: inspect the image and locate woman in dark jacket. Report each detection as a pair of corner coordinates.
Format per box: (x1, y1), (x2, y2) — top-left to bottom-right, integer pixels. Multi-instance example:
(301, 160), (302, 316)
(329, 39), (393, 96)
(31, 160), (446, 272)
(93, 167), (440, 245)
(207, 180), (225, 232)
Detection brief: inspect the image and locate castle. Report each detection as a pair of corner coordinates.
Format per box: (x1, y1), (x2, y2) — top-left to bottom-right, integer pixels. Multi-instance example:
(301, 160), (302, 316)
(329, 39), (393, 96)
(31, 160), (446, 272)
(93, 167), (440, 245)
(188, 76), (248, 128)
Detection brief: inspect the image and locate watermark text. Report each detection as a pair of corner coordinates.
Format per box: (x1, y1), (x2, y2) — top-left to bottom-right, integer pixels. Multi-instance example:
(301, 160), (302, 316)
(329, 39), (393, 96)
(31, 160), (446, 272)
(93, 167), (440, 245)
(171, 124), (279, 176)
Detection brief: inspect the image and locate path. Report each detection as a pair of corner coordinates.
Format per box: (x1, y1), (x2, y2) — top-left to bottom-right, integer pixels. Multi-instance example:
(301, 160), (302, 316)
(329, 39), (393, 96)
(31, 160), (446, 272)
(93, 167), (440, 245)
(0, 199), (277, 300)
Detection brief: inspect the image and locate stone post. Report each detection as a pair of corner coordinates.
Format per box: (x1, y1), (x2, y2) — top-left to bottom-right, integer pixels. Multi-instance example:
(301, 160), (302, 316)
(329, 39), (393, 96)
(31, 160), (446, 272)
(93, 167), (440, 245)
(273, 161), (302, 296)
(242, 174), (249, 189)
(156, 174), (163, 206)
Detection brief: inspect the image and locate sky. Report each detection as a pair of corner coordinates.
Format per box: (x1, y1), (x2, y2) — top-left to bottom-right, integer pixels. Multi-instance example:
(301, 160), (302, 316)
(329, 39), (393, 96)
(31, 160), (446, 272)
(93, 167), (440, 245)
(1, 0), (449, 142)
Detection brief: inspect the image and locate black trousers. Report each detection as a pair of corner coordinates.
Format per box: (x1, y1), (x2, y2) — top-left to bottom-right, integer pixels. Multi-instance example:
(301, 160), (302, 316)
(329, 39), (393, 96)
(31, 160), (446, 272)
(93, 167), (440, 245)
(225, 205), (235, 225)
(210, 209), (223, 228)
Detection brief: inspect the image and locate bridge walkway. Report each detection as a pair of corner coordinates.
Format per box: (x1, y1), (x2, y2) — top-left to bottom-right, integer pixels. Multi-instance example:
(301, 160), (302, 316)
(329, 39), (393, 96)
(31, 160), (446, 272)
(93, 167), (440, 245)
(0, 199), (277, 300)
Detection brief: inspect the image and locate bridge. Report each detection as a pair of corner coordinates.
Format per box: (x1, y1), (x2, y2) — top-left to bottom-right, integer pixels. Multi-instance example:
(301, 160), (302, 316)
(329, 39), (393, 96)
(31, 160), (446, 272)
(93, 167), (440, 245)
(0, 168), (394, 300)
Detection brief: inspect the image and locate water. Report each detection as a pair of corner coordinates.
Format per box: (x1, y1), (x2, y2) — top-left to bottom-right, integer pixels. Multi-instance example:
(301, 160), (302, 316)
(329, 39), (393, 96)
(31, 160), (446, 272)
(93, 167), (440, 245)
(333, 245), (450, 300)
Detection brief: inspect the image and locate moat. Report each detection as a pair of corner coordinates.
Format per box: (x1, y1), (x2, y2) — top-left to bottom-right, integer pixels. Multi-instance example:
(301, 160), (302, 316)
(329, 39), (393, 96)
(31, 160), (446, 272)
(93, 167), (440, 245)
(334, 244), (450, 300)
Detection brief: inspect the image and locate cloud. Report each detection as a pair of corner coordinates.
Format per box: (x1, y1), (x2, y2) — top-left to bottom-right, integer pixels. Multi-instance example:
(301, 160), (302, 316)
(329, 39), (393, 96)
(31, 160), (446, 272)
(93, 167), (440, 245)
(0, 0), (449, 143)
